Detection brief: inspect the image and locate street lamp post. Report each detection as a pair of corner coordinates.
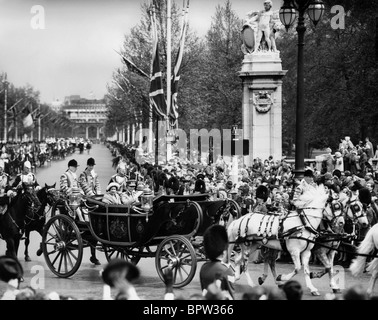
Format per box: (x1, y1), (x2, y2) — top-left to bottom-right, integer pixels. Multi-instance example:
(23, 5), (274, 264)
(279, 0), (325, 179)
(3, 73), (9, 142)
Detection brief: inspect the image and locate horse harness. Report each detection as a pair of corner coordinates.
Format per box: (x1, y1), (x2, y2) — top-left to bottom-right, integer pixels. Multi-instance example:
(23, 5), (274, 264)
(235, 208), (322, 253)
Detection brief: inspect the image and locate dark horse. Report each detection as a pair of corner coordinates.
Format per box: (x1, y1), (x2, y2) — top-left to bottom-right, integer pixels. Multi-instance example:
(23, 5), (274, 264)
(23, 183), (59, 261)
(0, 183), (42, 259)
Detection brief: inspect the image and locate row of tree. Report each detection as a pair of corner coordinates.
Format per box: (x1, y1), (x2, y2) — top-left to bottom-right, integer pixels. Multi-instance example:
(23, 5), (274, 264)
(106, 0), (378, 156)
(0, 74), (74, 141)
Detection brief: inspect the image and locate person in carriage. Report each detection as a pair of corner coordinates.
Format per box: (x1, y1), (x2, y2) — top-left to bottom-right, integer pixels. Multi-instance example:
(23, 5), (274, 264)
(109, 162), (128, 192)
(78, 158), (101, 197)
(102, 182), (122, 205)
(59, 159), (84, 197)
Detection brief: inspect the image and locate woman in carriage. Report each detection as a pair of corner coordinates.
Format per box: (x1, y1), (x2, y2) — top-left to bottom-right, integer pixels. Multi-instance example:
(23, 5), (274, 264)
(102, 183), (122, 205)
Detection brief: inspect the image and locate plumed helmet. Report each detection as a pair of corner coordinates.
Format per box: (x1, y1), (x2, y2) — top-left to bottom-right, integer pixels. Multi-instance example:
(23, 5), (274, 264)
(203, 225), (229, 261)
(358, 187), (372, 205)
(256, 185), (269, 201)
(23, 161), (32, 169)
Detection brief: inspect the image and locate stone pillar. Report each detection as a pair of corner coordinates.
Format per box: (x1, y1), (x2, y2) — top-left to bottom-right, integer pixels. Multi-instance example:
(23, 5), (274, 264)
(240, 52), (287, 167)
(96, 126), (100, 140)
(85, 126), (89, 140)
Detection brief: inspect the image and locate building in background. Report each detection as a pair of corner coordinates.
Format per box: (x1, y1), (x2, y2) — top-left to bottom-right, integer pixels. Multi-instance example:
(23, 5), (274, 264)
(61, 95), (107, 140)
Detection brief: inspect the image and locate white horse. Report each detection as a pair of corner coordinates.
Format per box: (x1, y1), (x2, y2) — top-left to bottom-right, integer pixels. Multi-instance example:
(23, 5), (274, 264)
(224, 183), (329, 295)
(350, 223), (378, 297)
(257, 187), (347, 294)
(309, 189), (369, 293)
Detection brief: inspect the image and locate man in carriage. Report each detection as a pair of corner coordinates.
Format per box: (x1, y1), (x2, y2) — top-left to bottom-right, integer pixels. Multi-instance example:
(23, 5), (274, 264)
(78, 158), (101, 197)
(60, 159), (83, 196)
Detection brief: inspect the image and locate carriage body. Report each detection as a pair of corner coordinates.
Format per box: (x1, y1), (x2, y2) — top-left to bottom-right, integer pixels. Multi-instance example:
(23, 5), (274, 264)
(42, 192), (240, 288)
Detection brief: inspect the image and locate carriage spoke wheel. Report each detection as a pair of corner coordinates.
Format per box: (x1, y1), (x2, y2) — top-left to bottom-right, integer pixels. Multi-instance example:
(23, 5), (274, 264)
(155, 235), (197, 288)
(103, 245), (141, 265)
(42, 214), (83, 278)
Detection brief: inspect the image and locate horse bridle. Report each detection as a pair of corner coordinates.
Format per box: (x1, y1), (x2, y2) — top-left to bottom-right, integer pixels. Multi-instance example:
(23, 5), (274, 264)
(322, 197), (345, 232)
(23, 188), (43, 225)
(346, 197), (367, 225)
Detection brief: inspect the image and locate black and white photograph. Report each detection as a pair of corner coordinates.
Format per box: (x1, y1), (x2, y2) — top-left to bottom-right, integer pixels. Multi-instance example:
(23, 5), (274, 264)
(0, 0), (377, 305)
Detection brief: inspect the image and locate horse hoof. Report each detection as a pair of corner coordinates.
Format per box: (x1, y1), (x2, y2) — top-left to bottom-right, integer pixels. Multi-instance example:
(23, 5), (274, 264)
(332, 288), (341, 294)
(36, 249), (43, 257)
(25, 256), (31, 262)
(258, 277), (264, 286)
(276, 275), (282, 282)
(311, 291), (320, 296)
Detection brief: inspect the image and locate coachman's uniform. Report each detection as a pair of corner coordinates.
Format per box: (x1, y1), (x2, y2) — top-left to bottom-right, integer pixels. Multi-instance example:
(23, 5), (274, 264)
(60, 170), (81, 195)
(79, 170), (101, 196)
(79, 158), (101, 197)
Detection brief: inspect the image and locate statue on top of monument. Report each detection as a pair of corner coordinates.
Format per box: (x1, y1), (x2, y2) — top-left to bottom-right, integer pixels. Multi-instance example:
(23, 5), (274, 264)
(241, 0), (282, 54)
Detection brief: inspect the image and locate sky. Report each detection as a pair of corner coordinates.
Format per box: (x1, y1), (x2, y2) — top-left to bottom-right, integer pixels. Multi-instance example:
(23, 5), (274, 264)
(0, 0), (282, 104)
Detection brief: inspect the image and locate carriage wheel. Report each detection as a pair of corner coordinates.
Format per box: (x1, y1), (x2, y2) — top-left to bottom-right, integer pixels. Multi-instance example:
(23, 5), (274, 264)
(155, 235), (197, 288)
(42, 214), (83, 278)
(50, 201), (72, 220)
(228, 199), (242, 219)
(103, 245), (141, 265)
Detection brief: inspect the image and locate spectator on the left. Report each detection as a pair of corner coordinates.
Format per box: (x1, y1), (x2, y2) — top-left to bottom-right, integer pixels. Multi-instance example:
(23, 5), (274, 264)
(0, 255), (24, 300)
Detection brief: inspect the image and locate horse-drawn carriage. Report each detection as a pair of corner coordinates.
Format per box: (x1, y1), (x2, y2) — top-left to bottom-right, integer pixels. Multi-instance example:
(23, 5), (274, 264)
(41, 190), (241, 288)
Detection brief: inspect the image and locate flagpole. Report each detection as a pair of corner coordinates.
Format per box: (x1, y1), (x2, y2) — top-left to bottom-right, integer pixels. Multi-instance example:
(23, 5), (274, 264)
(3, 73), (8, 142)
(38, 104), (41, 141)
(166, 0), (172, 163)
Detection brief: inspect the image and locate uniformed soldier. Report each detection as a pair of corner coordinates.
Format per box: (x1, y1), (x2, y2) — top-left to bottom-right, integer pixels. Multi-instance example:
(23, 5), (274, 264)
(11, 161), (41, 192)
(79, 158), (101, 197)
(0, 160), (12, 214)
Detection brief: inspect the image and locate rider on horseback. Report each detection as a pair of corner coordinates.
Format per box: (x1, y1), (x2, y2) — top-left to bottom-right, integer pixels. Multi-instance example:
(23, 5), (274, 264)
(10, 161), (41, 192)
(0, 160), (13, 215)
(291, 169), (319, 233)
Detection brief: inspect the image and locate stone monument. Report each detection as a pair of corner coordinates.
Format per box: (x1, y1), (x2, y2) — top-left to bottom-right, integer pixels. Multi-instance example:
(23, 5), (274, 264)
(240, 0), (287, 166)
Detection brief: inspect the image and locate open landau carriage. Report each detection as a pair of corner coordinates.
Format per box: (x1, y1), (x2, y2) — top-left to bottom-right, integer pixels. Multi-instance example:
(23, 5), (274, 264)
(41, 189), (241, 288)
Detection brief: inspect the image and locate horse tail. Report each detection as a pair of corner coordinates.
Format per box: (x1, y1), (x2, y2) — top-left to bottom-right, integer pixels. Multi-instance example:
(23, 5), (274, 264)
(350, 224), (378, 276)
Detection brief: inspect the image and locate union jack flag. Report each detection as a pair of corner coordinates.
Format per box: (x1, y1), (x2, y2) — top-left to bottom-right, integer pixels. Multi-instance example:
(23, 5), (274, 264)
(149, 2), (167, 120)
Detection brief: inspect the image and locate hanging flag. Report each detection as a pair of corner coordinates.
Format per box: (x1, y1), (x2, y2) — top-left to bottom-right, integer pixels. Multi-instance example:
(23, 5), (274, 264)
(169, 0), (190, 126)
(120, 54), (150, 79)
(22, 107), (34, 128)
(149, 2), (168, 120)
